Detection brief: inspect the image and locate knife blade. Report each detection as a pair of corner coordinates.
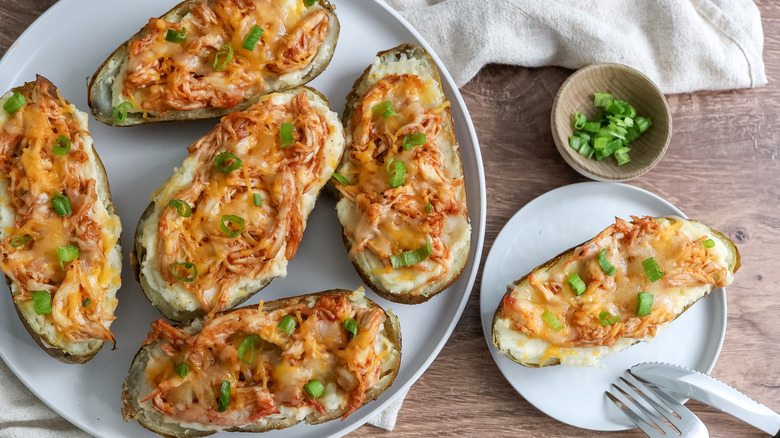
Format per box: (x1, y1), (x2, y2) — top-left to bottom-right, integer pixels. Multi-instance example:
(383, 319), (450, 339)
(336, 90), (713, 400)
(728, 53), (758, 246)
(630, 362), (780, 436)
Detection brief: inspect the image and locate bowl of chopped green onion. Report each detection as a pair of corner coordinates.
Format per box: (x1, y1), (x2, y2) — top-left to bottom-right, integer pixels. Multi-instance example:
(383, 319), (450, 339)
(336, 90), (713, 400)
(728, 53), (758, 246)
(551, 63), (671, 181)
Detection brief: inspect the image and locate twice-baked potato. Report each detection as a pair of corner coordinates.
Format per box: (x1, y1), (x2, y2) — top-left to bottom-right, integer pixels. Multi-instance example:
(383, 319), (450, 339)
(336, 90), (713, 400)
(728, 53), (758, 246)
(333, 44), (471, 304)
(493, 216), (740, 368)
(132, 86), (345, 322)
(122, 288), (401, 437)
(88, 0), (339, 126)
(0, 76), (122, 363)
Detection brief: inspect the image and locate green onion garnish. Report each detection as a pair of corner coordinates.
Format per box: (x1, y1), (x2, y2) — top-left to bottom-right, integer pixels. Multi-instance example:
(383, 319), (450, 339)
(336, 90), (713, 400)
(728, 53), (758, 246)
(168, 199), (191, 218)
(642, 257), (664, 282)
(213, 43), (233, 71)
(165, 27), (187, 43)
(214, 152), (242, 174)
(390, 241), (432, 269)
(278, 314), (296, 335)
(219, 215), (245, 238)
(82, 298), (90, 307)
(343, 318), (358, 337)
(237, 334), (260, 364)
(402, 132), (426, 151)
(171, 261), (197, 282)
(51, 191), (72, 216)
(112, 101), (133, 122)
(3, 92), (26, 114)
(217, 380), (230, 412)
(598, 311), (620, 326)
(304, 379), (325, 399)
(635, 116), (652, 133)
(304, 0), (317, 6)
(174, 362), (188, 378)
(597, 248), (617, 276)
(57, 244), (78, 269)
(636, 292), (654, 317)
(542, 310), (564, 331)
(31, 291), (51, 315)
(388, 161), (406, 188)
(242, 25), (264, 50)
(567, 272), (586, 295)
(426, 202), (433, 213)
(280, 123), (294, 148)
(10, 236), (31, 248)
(593, 93), (613, 108)
(331, 172), (349, 185)
(253, 193), (262, 206)
(372, 101), (397, 119)
(702, 238), (715, 248)
(614, 147), (631, 166)
(53, 135), (71, 155)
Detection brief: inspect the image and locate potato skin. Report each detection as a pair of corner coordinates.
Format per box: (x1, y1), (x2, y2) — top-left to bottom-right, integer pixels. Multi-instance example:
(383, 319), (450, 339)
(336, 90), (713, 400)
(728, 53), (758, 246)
(88, 0), (340, 126)
(336, 44), (470, 304)
(121, 289), (402, 437)
(492, 217), (741, 368)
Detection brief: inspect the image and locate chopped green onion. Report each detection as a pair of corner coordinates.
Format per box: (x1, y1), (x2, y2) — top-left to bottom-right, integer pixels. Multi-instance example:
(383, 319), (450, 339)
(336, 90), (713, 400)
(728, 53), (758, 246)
(304, 379), (325, 398)
(331, 172), (349, 185)
(582, 121), (601, 133)
(542, 310), (564, 331)
(426, 202), (433, 213)
(53, 135), (71, 155)
(388, 161), (406, 188)
(51, 191), (72, 216)
(242, 25), (264, 50)
(168, 199), (191, 218)
(171, 261), (197, 282)
(343, 318), (358, 337)
(218, 380), (230, 412)
(599, 310), (621, 326)
(597, 248), (617, 276)
(569, 135), (586, 152)
(31, 291), (51, 315)
(614, 147), (631, 166)
(593, 93), (613, 108)
(607, 100), (634, 118)
(304, 0), (317, 6)
(567, 272), (586, 295)
(10, 236), (31, 248)
(702, 238), (715, 248)
(214, 152), (242, 174)
(113, 101), (133, 122)
(3, 92), (26, 114)
(213, 43), (233, 71)
(573, 112), (587, 130)
(219, 215), (245, 238)
(174, 362), (188, 378)
(636, 292), (654, 317)
(642, 257), (665, 282)
(57, 244), (78, 269)
(82, 298), (90, 307)
(372, 101), (397, 119)
(390, 241), (432, 269)
(578, 143), (595, 159)
(635, 116), (652, 133)
(237, 334), (260, 364)
(253, 193), (262, 206)
(165, 27), (187, 43)
(280, 122), (294, 148)
(278, 314), (296, 335)
(402, 132), (426, 151)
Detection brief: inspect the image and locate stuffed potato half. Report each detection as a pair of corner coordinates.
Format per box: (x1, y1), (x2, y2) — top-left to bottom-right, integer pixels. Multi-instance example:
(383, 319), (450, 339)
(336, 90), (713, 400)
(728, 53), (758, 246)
(88, 0), (339, 126)
(0, 76), (122, 363)
(132, 86), (345, 322)
(333, 44), (471, 304)
(492, 216), (740, 368)
(122, 288), (401, 437)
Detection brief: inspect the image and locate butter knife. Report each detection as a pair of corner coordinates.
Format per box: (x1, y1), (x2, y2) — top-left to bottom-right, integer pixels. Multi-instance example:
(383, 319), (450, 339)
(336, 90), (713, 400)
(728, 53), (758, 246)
(630, 362), (780, 437)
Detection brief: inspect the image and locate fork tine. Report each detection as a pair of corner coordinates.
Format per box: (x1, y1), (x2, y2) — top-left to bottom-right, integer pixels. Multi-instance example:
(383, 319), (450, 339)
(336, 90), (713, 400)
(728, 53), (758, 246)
(611, 379), (678, 436)
(606, 389), (665, 438)
(626, 373), (698, 429)
(619, 377), (687, 431)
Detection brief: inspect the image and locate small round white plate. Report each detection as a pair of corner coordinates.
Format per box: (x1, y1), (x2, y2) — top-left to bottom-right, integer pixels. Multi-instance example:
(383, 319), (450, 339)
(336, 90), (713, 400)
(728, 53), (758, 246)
(479, 182), (727, 431)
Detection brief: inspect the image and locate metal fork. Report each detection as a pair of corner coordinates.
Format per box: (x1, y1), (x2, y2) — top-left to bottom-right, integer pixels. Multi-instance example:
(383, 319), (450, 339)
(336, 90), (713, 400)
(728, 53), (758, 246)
(606, 372), (709, 437)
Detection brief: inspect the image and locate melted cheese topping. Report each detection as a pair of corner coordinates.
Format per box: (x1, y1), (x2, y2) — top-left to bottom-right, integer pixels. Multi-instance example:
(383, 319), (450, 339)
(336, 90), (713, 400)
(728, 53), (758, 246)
(0, 78), (122, 351)
(139, 291), (399, 429)
(335, 54), (470, 297)
(116, 0), (330, 115)
(495, 216), (737, 367)
(139, 90), (342, 316)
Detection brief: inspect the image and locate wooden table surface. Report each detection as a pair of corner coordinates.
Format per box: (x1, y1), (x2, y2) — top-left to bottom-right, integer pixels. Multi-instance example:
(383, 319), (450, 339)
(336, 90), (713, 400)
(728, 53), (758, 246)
(2, 1), (779, 437)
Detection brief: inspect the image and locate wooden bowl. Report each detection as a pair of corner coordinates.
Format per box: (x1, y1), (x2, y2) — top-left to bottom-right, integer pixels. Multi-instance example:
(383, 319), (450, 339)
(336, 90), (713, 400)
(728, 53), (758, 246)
(551, 63), (672, 181)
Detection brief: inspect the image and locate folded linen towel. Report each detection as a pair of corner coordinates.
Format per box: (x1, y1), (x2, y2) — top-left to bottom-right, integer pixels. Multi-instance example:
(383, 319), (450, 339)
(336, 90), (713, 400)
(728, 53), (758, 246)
(383, 0), (767, 93)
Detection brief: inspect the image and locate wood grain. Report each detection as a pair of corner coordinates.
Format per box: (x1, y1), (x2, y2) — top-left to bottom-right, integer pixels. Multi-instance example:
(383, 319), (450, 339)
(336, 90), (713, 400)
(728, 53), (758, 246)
(1, 1), (778, 437)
